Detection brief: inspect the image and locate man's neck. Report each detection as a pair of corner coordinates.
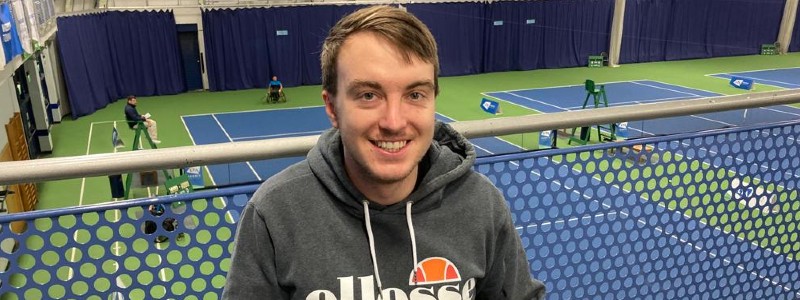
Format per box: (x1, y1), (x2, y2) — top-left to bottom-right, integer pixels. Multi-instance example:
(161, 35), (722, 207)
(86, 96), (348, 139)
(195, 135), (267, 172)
(347, 167), (418, 206)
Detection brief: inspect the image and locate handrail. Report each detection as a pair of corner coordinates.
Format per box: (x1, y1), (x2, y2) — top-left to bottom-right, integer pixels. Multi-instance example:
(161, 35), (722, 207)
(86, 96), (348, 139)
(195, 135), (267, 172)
(0, 89), (798, 185)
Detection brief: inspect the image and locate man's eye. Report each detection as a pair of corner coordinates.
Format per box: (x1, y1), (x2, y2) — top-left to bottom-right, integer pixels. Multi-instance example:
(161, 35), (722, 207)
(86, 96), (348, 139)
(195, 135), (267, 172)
(409, 92), (425, 101)
(362, 92), (376, 101)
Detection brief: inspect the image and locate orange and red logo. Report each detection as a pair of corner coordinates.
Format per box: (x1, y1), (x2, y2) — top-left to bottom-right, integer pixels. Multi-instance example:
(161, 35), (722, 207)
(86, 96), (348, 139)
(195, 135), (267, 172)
(409, 257), (462, 286)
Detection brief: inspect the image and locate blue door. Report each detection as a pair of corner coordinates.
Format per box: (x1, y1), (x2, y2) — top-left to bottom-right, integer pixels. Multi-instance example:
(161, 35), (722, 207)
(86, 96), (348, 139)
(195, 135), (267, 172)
(177, 24), (203, 91)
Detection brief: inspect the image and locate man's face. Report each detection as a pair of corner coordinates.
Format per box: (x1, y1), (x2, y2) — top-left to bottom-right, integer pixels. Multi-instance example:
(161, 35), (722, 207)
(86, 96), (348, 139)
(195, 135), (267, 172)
(272, 76), (277, 81)
(323, 31), (436, 187)
(128, 98), (137, 105)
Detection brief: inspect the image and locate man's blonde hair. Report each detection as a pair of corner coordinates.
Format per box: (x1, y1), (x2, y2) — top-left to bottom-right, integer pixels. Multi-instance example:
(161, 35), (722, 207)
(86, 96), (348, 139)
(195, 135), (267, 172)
(321, 5), (439, 96)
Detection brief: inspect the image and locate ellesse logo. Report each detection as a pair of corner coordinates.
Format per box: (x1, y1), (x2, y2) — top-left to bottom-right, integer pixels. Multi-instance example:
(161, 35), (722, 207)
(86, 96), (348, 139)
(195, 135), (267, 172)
(306, 257), (476, 300)
(410, 257), (461, 285)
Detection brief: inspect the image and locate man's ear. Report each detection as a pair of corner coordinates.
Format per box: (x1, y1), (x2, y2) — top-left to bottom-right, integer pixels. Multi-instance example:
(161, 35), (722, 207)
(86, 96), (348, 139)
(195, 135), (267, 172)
(322, 90), (339, 128)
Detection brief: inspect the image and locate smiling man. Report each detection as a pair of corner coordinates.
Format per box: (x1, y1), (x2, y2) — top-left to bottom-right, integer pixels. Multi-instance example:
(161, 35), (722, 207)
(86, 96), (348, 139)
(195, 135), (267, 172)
(223, 5), (545, 300)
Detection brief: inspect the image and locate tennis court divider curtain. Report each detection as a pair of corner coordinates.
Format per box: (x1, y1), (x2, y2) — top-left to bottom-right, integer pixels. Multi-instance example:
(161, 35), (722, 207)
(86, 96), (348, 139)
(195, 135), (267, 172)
(410, 0), (613, 74)
(56, 11), (185, 118)
(407, 3), (486, 76)
(537, 0), (614, 69)
(105, 11), (185, 98)
(202, 5), (359, 92)
(619, 0), (673, 64)
(622, 0), (784, 63)
(56, 14), (117, 119)
(481, 1), (544, 72)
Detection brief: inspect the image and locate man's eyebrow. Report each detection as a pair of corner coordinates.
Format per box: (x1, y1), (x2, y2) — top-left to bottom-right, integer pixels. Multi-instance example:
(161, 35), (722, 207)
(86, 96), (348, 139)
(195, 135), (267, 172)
(406, 80), (436, 91)
(346, 80), (382, 95)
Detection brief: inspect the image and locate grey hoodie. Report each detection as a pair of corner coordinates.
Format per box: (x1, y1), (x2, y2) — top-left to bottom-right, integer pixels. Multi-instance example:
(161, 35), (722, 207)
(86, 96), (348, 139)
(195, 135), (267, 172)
(222, 121), (545, 299)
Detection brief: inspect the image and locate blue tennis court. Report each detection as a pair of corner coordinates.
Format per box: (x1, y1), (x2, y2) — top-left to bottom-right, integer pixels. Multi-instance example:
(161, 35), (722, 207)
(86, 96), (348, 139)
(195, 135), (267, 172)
(710, 67), (800, 89)
(485, 80), (800, 138)
(182, 106), (525, 185)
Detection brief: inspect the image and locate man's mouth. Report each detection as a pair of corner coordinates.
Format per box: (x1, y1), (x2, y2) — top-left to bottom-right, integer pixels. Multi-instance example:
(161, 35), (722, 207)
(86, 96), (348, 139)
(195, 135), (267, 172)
(373, 140), (408, 153)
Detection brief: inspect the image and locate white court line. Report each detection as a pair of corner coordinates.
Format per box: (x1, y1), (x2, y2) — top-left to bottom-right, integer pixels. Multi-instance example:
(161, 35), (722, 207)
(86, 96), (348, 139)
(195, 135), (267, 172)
(486, 79), (641, 94)
(704, 73), (795, 90)
(231, 130), (326, 141)
(705, 67), (800, 77)
(507, 92), (571, 111)
(78, 122), (97, 206)
(480, 92), (548, 114)
(564, 96), (694, 110)
(89, 119), (129, 125)
(630, 81), (705, 98)
(647, 79), (722, 97)
(760, 106), (800, 117)
(436, 111), (528, 153)
(181, 114), (216, 186)
(713, 73), (800, 88)
(689, 114), (736, 127)
(211, 114), (262, 181)
(73, 121), (99, 282)
(181, 104), (325, 117)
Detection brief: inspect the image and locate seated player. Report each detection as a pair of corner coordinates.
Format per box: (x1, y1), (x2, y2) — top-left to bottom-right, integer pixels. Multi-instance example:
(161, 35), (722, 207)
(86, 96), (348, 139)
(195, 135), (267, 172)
(267, 75), (283, 103)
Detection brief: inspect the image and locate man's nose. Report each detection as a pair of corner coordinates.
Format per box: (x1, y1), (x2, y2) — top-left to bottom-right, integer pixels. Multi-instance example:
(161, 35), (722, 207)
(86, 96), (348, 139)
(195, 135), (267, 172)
(378, 97), (407, 131)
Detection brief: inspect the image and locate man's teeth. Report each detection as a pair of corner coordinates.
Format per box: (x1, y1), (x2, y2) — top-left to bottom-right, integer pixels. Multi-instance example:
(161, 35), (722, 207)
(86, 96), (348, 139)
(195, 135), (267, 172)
(376, 141), (406, 152)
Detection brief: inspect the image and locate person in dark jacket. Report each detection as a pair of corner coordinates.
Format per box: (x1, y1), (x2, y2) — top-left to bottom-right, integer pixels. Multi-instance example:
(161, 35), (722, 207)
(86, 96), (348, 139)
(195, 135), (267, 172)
(222, 5), (545, 300)
(124, 95), (160, 144)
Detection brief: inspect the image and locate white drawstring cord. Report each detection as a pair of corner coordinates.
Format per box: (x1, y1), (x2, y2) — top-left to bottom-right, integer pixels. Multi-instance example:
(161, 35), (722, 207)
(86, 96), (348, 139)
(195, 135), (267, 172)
(363, 200), (384, 300)
(406, 201), (419, 285)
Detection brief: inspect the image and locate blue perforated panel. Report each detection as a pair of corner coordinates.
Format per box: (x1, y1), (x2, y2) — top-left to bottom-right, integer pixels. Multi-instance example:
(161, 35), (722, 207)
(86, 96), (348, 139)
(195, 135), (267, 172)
(476, 121), (800, 299)
(0, 121), (798, 299)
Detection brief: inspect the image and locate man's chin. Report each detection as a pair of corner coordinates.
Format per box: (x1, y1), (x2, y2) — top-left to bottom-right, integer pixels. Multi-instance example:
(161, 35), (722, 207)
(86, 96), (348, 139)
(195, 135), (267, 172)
(368, 167), (415, 184)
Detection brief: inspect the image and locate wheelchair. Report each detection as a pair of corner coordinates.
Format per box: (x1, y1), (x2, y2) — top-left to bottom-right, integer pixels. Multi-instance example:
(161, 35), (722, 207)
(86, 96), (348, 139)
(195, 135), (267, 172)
(267, 88), (287, 104)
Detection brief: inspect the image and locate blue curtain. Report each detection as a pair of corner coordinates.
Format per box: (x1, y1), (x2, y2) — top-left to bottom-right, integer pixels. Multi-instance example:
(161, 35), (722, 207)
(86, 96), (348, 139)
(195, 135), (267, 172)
(539, 0), (614, 69)
(702, 0), (783, 57)
(619, 0), (673, 63)
(57, 11), (185, 118)
(622, 0), (784, 63)
(408, 3), (486, 76)
(791, 4), (800, 52)
(482, 1), (544, 72)
(57, 14), (117, 118)
(411, 0), (613, 74)
(106, 11), (185, 97)
(202, 6), (359, 91)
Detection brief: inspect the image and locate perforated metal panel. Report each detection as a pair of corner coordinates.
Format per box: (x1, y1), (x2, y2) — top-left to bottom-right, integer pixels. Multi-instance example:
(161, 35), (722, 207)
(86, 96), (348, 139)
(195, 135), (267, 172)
(477, 121), (800, 299)
(0, 121), (798, 299)
(0, 186), (255, 300)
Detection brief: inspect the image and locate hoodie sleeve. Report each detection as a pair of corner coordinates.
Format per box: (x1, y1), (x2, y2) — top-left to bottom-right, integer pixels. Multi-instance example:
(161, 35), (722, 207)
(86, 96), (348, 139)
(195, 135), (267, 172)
(222, 202), (287, 299)
(477, 190), (546, 300)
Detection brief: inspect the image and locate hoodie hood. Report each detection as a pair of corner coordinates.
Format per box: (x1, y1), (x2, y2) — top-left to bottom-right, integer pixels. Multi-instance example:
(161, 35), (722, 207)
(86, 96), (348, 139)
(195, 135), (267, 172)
(308, 121), (476, 215)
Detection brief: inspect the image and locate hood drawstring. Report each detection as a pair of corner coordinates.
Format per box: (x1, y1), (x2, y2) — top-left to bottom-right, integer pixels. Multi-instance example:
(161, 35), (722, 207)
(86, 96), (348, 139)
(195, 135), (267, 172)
(363, 200), (384, 299)
(406, 201), (419, 285)
(362, 200), (421, 299)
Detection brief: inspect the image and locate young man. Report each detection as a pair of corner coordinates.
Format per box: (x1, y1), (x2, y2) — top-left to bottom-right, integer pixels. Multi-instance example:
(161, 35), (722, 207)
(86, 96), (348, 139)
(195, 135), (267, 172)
(223, 6), (545, 299)
(123, 95), (160, 144)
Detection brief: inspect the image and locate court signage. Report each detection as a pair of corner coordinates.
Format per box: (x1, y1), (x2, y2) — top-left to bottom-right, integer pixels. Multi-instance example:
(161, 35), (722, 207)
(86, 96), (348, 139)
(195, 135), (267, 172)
(616, 122), (628, 138)
(480, 98), (500, 114)
(539, 130), (555, 149)
(729, 76), (754, 90)
(184, 166), (205, 188)
(112, 127), (124, 148)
